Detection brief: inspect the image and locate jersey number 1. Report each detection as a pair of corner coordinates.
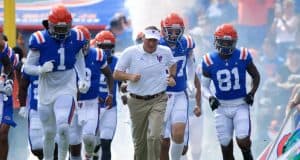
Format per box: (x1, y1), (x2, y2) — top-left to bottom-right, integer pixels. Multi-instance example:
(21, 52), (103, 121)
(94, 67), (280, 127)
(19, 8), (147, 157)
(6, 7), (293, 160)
(57, 48), (66, 70)
(217, 67), (240, 91)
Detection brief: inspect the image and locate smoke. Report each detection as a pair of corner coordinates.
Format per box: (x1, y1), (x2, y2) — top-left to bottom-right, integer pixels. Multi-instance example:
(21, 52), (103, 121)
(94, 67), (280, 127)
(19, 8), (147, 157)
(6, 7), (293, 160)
(124, 0), (196, 37)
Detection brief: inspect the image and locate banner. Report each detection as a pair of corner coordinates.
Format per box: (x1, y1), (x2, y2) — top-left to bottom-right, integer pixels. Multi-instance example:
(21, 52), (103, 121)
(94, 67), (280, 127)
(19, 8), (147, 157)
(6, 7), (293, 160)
(258, 108), (298, 160)
(0, 0), (126, 29)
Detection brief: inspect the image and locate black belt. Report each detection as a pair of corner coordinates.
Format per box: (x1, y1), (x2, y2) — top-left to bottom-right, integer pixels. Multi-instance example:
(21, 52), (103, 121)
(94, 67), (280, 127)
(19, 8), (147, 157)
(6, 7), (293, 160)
(130, 91), (165, 100)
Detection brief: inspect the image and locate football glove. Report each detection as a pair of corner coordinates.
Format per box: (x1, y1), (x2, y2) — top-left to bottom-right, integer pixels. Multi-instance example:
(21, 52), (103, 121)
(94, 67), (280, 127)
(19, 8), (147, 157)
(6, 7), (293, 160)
(0, 79), (13, 96)
(244, 93), (254, 105)
(209, 96), (220, 111)
(18, 107), (28, 119)
(38, 60), (54, 74)
(78, 80), (90, 94)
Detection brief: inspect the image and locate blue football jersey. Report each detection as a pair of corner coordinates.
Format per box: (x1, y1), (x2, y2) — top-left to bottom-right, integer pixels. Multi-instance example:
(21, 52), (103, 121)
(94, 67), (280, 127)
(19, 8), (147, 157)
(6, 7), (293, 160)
(0, 42), (18, 69)
(22, 72), (38, 110)
(79, 48), (107, 100)
(28, 29), (86, 72)
(159, 35), (195, 92)
(202, 48), (252, 100)
(99, 55), (118, 108)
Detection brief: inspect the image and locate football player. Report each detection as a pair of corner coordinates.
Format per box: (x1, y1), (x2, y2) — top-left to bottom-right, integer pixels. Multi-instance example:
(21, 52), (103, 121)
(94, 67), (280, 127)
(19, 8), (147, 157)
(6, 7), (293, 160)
(201, 23), (260, 160)
(159, 13), (201, 160)
(18, 73), (59, 160)
(23, 5), (89, 160)
(0, 33), (15, 160)
(69, 26), (114, 160)
(93, 30), (119, 160)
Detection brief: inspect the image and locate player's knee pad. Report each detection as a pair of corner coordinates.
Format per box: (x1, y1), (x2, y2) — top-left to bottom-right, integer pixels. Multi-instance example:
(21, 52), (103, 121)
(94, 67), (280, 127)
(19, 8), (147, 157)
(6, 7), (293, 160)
(83, 134), (96, 146)
(236, 136), (251, 150)
(57, 123), (69, 138)
(219, 136), (232, 146)
(43, 128), (56, 141)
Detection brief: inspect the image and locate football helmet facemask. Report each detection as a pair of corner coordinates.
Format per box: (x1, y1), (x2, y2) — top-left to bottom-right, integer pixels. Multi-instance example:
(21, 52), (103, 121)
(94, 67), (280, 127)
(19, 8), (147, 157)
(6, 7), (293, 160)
(48, 5), (72, 40)
(161, 13), (185, 44)
(214, 23), (238, 56)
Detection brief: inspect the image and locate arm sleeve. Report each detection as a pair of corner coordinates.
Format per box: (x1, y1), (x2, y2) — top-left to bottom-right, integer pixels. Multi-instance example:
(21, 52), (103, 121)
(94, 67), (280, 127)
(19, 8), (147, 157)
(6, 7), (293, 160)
(74, 49), (86, 81)
(23, 49), (42, 76)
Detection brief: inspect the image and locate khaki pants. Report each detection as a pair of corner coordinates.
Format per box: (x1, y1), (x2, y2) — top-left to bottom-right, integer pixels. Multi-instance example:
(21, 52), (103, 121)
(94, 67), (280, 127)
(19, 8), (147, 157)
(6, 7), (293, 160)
(127, 93), (167, 160)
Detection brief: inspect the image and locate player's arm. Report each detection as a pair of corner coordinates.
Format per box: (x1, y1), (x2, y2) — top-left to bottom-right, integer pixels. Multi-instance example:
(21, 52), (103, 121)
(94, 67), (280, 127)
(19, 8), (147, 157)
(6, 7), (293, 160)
(18, 75), (30, 107)
(202, 71), (220, 111)
(100, 65), (114, 96)
(0, 39), (13, 80)
(0, 55), (13, 80)
(246, 61), (260, 97)
(75, 49), (87, 82)
(23, 49), (54, 75)
(201, 71), (213, 99)
(194, 74), (201, 117)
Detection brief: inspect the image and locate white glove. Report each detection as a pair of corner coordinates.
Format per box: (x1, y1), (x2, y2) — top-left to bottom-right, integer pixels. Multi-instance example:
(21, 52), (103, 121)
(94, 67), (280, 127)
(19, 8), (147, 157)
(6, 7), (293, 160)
(0, 79), (13, 96)
(39, 60), (54, 74)
(19, 107), (28, 119)
(78, 80), (90, 94)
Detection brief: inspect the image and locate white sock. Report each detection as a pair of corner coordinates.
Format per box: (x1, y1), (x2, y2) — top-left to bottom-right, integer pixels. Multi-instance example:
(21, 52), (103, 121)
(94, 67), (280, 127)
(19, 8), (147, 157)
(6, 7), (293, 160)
(43, 133), (55, 160)
(170, 141), (184, 160)
(57, 124), (70, 160)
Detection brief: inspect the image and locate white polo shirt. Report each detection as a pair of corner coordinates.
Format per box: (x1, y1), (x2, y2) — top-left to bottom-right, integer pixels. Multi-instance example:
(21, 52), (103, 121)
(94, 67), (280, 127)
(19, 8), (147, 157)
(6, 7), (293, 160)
(115, 44), (175, 96)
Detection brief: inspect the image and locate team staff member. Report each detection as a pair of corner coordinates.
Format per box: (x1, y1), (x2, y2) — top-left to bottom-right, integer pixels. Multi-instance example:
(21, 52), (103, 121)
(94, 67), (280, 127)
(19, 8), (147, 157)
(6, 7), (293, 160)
(113, 26), (177, 160)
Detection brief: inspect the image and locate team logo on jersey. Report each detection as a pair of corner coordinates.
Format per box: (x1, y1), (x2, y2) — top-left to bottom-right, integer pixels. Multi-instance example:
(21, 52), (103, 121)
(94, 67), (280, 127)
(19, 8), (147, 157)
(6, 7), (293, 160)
(157, 55), (162, 62)
(4, 116), (11, 120)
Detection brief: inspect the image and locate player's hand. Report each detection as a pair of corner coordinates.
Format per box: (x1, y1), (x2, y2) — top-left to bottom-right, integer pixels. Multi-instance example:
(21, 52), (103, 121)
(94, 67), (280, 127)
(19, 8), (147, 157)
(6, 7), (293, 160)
(78, 80), (90, 93)
(0, 79), (13, 96)
(18, 107), (28, 119)
(167, 76), (176, 87)
(39, 60), (54, 74)
(121, 95), (128, 105)
(129, 74), (141, 82)
(244, 93), (254, 106)
(105, 94), (113, 109)
(193, 106), (201, 117)
(209, 96), (220, 111)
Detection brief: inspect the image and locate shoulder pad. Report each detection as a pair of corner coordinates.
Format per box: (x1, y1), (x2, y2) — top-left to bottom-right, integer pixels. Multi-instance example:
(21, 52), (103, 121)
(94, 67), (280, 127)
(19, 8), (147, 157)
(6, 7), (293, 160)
(72, 29), (85, 42)
(239, 47), (249, 60)
(32, 31), (46, 44)
(182, 35), (195, 49)
(202, 53), (213, 66)
(95, 48), (104, 62)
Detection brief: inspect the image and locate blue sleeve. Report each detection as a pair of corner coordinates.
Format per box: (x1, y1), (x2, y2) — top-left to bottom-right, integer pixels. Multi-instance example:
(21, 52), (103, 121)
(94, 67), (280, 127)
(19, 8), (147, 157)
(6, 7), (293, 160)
(28, 32), (41, 50)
